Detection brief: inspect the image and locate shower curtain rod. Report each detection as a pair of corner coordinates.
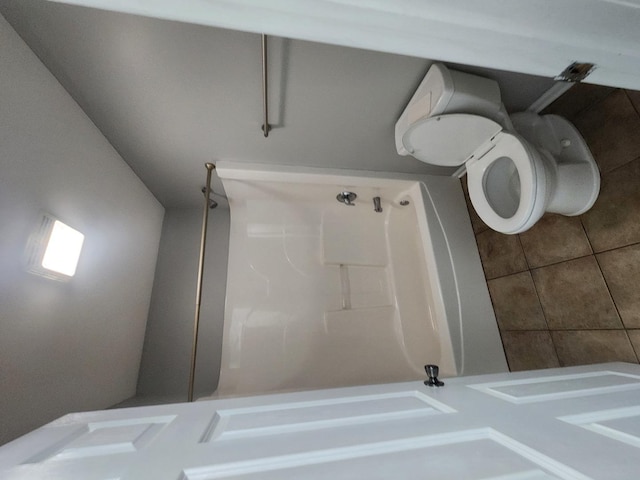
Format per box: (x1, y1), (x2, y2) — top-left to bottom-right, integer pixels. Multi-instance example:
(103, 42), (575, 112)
(261, 33), (270, 137)
(188, 162), (215, 402)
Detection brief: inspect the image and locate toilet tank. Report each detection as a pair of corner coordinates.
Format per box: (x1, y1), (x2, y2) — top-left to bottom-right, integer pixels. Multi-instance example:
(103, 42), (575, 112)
(396, 63), (502, 156)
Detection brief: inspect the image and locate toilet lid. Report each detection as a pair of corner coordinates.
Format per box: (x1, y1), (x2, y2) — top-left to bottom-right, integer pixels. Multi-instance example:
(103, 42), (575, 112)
(401, 114), (502, 167)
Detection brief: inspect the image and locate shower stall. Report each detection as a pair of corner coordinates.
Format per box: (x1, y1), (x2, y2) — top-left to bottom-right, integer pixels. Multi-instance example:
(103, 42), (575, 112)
(210, 162), (507, 398)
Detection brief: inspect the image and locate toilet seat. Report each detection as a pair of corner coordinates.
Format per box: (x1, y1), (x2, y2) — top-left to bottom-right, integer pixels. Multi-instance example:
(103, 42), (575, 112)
(466, 131), (546, 234)
(400, 113), (546, 234)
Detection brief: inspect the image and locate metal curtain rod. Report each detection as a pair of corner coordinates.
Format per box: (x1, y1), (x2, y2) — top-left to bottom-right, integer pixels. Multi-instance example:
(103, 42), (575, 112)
(188, 162), (215, 402)
(261, 33), (270, 137)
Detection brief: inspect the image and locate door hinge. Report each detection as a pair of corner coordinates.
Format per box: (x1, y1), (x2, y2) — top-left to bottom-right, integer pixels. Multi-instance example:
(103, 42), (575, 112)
(555, 62), (596, 83)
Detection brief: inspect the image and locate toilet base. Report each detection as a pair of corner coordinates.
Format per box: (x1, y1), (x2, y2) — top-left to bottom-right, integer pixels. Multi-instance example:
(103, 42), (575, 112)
(511, 112), (600, 217)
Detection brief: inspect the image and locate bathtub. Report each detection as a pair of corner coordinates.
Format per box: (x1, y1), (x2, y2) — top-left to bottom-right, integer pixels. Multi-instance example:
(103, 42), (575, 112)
(212, 162), (507, 397)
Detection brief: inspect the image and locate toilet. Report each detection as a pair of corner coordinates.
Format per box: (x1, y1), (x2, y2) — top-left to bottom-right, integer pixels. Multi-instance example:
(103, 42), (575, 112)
(395, 63), (600, 234)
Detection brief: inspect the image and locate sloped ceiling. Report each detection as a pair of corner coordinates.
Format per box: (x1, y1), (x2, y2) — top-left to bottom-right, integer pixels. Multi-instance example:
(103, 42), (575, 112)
(0, 0), (556, 207)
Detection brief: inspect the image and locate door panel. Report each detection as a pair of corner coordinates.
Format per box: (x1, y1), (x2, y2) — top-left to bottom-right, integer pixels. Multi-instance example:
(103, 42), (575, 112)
(184, 430), (588, 480)
(202, 390), (456, 442)
(560, 406), (640, 448)
(468, 371), (640, 403)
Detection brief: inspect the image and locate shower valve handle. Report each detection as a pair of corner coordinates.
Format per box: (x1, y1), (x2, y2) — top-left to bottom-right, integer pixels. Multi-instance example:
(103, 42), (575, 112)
(424, 364), (444, 387)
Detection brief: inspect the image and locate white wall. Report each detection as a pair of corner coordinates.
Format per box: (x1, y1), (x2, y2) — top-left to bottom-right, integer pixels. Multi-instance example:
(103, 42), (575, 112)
(137, 207), (229, 399)
(0, 14), (164, 445)
(53, 0), (640, 90)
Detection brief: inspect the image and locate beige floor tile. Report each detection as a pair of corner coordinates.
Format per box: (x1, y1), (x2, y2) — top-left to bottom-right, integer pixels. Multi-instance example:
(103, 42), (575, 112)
(626, 90), (640, 116)
(543, 83), (615, 121)
(551, 330), (637, 366)
(475, 229), (528, 280)
(581, 158), (640, 252)
(460, 177), (488, 234)
(501, 331), (560, 371)
(573, 89), (640, 173)
(519, 214), (592, 268)
(488, 272), (547, 330)
(531, 256), (621, 329)
(597, 244), (640, 328)
(628, 330), (640, 361)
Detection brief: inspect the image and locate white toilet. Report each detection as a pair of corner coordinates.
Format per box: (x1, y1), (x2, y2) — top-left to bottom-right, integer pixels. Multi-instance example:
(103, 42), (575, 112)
(395, 63), (600, 234)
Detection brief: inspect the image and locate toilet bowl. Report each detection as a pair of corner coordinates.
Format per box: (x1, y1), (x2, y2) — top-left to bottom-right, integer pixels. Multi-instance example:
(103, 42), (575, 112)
(395, 63), (600, 234)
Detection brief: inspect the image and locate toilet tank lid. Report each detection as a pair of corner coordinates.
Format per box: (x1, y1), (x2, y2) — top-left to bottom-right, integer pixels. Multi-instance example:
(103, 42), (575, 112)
(401, 114), (503, 167)
(395, 63), (454, 156)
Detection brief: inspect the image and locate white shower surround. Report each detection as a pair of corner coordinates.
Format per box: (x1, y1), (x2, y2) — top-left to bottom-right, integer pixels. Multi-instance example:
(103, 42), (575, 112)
(214, 162), (507, 397)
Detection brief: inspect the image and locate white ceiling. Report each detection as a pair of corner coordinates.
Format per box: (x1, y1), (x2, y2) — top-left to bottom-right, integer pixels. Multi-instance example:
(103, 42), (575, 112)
(0, 0), (556, 208)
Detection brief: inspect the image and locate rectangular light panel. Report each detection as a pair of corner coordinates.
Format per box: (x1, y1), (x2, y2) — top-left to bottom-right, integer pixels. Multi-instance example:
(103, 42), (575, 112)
(41, 220), (84, 277)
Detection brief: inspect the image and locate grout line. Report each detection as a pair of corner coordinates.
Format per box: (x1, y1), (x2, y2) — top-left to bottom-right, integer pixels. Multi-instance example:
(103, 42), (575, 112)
(528, 267), (552, 332)
(497, 329), (514, 372)
(593, 254), (640, 363)
(597, 152), (640, 177)
(624, 89), (640, 119)
(623, 329), (640, 364)
(578, 211), (596, 256)
(542, 328), (629, 332)
(516, 234), (531, 270)
(592, 239), (640, 256)
(579, 154), (640, 253)
(626, 330), (640, 363)
(479, 226), (640, 277)
(498, 239), (640, 275)
(515, 232), (561, 365)
(500, 328), (550, 332)
(592, 251), (626, 329)
(568, 88), (617, 120)
(527, 251), (593, 272)
(528, 267), (562, 366)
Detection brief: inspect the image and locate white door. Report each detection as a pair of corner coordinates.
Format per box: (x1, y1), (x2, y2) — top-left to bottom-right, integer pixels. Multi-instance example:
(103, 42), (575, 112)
(2, 362), (640, 479)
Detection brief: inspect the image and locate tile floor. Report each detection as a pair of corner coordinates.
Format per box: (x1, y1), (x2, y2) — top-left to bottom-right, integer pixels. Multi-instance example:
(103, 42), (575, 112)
(463, 84), (640, 371)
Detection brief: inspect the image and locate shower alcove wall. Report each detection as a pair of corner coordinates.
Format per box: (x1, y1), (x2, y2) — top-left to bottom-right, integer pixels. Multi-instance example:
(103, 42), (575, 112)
(208, 162), (507, 398)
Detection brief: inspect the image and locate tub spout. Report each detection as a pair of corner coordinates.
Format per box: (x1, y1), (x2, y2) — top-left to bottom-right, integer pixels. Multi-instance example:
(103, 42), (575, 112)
(373, 196), (383, 213)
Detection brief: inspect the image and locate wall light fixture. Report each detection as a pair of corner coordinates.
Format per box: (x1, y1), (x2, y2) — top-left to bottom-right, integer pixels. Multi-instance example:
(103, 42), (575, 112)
(27, 215), (84, 280)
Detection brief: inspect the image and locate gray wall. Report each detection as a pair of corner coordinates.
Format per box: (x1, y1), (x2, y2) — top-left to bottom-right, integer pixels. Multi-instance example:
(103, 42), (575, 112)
(137, 207), (229, 399)
(0, 14), (164, 445)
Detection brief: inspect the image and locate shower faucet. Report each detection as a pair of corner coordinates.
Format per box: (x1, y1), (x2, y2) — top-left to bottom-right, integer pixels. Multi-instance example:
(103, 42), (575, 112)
(336, 191), (357, 206)
(373, 196), (382, 213)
